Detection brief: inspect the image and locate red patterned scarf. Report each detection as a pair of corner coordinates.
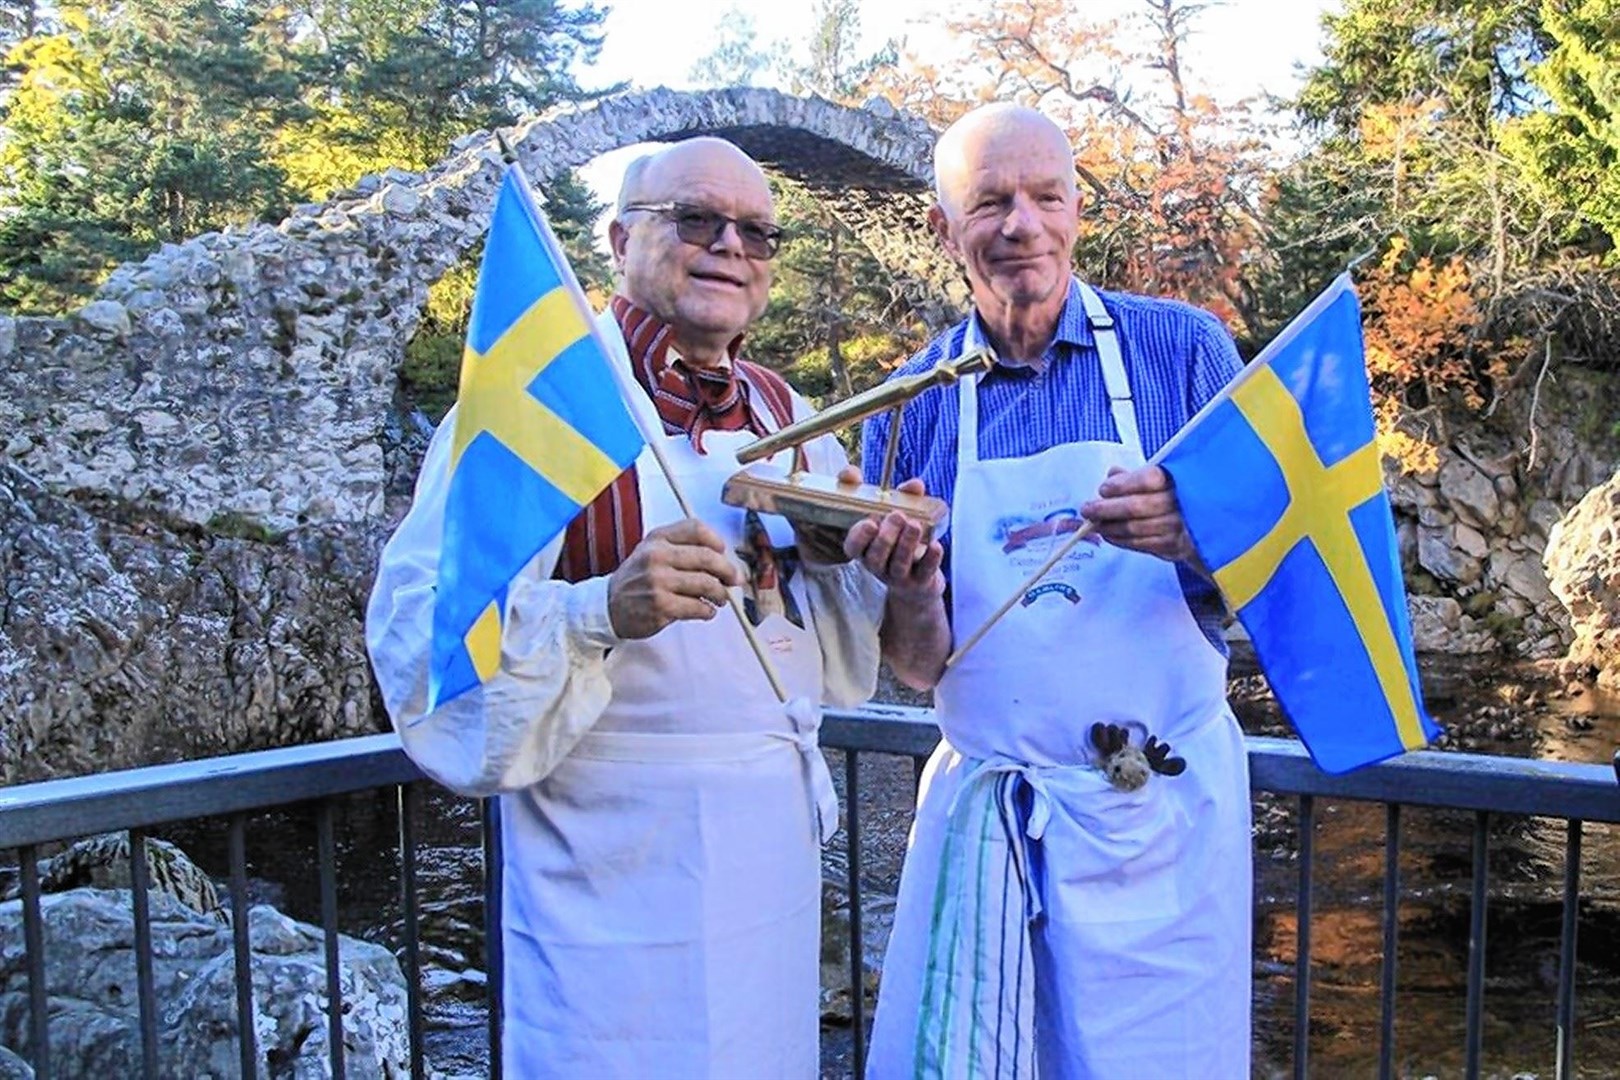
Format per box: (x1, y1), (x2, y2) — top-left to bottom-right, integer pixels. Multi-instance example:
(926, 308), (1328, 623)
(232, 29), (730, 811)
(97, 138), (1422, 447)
(553, 297), (799, 582)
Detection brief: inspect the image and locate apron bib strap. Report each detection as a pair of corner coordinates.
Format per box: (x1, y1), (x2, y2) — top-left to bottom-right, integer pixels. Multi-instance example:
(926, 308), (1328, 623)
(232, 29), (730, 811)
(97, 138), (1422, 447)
(1075, 282), (1143, 457)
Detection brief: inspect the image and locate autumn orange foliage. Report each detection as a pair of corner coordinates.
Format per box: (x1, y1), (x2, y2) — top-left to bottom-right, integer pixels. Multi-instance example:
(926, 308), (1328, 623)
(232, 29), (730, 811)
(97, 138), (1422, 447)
(864, 0), (1266, 334)
(1359, 239), (1492, 472)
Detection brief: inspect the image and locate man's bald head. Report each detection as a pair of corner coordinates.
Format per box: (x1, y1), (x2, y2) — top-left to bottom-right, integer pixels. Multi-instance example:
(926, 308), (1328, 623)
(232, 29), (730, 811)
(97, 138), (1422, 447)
(933, 104), (1076, 217)
(615, 138), (771, 219)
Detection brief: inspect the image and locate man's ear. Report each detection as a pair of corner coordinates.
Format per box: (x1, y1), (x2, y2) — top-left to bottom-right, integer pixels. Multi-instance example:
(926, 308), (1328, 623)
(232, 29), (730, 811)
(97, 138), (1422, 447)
(609, 219), (629, 271)
(927, 204), (959, 261)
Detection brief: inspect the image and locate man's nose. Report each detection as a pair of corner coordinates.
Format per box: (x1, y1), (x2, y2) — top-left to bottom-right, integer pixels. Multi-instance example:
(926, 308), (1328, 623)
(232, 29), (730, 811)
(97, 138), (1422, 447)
(1000, 196), (1040, 238)
(709, 219), (747, 256)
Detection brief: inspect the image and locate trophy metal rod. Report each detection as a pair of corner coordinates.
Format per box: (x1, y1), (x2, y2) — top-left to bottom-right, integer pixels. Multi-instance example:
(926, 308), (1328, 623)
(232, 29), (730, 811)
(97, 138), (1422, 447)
(735, 347), (995, 466)
(878, 404), (904, 491)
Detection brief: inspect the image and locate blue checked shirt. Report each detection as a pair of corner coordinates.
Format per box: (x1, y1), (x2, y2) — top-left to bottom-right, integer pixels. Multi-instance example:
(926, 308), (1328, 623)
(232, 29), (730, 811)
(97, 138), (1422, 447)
(860, 279), (1243, 653)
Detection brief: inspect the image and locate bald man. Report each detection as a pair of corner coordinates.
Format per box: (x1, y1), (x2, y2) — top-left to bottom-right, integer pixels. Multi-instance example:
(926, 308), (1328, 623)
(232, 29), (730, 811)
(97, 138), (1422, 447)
(369, 138), (895, 1078)
(851, 104), (1253, 1078)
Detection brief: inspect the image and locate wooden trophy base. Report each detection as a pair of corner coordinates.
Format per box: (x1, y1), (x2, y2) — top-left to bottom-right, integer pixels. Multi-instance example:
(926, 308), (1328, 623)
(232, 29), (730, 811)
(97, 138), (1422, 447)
(721, 464), (948, 541)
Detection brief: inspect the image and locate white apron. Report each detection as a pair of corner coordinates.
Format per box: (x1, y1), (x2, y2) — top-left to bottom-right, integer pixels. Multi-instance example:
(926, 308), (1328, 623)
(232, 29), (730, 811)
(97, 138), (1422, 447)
(866, 283), (1253, 1080)
(500, 376), (838, 1080)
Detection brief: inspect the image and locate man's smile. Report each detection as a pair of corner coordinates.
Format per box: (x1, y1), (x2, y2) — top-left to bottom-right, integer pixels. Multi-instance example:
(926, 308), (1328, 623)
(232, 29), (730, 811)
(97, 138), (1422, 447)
(688, 264), (748, 287)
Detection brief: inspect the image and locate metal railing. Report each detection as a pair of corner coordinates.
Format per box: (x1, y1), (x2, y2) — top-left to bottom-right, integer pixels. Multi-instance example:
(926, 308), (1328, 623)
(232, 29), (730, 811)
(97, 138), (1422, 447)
(1, 705), (1617, 1079)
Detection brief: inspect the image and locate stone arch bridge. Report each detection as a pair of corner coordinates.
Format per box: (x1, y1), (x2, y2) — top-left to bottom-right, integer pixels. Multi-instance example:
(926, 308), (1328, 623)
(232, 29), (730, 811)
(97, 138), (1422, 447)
(0, 89), (962, 776)
(1, 88), (957, 537)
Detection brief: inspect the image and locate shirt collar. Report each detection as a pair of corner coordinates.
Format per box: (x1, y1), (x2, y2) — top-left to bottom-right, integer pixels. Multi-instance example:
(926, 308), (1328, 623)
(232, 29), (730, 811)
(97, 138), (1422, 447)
(667, 343), (731, 374)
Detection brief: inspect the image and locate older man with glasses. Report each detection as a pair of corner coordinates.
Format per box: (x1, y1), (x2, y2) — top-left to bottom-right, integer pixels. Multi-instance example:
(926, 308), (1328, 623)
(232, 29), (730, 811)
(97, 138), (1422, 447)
(368, 136), (922, 1078)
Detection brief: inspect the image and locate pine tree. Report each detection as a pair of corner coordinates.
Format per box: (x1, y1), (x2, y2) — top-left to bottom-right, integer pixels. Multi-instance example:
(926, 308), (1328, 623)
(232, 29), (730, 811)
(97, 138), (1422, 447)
(0, 1), (304, 311)
(1500, 0), (1620, 248)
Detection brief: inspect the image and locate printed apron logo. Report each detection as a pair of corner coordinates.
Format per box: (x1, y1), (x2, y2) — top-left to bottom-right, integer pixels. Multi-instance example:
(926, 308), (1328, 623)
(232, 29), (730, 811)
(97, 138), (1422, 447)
(1000, 509), (1099, 554)
(1021, 581), (1082, 606)
(991, 509), (1095, 609)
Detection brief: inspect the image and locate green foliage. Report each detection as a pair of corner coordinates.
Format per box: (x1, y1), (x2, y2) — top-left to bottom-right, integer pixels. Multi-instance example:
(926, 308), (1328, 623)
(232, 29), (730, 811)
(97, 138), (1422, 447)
(539, 169), (612, 290)
(274, 0), (610, 195)
(0, 207), (143, 312)
(1296, 0), (1546, 131)
(206, 509), (281, 542)
(788, 0), (896, 100)
(1282, 0), (1554, 282)
(687, 7), (787, 87)
(1482, 609), (1525, 641)
(782, 331), (907, 403)
(1499, 0), (1620, 248)
(745, 181), (925, 411)
(1251, 0), (1620, 368)
(0, 0), (42, 78)
(401, 322), (466, 424)
(0, 0), (610, 314)
(0, 2), (303, 311)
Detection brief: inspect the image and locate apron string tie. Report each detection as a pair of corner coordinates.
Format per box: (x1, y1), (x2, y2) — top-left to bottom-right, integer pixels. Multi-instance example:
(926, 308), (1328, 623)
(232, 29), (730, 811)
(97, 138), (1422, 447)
(774, 697), (839, 844)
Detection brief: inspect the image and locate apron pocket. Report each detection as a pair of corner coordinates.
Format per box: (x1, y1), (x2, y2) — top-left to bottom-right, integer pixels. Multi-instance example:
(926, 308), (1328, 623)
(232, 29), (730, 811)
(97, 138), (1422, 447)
(1039, 779), (1188, 925)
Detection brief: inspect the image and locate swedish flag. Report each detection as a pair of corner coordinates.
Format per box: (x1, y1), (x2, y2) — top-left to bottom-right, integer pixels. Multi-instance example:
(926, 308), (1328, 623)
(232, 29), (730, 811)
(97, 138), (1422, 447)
(1161, 274), (1439, 773)
(430, 167), (645, 709)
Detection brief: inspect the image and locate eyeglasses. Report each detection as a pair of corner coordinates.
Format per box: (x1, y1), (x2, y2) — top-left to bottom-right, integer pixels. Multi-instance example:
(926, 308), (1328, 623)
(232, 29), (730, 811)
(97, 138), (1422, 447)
(622, 202), (785, 260)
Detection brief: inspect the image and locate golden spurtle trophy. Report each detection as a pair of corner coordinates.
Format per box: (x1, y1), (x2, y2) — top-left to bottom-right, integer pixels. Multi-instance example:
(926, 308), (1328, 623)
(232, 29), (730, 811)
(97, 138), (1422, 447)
(721, 347), (996, 541)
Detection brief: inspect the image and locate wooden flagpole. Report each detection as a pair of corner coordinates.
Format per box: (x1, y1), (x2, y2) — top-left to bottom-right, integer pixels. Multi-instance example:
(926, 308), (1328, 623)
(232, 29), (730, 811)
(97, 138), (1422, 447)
(497, 136), (789, 703)
(944, 271), (1359, 670)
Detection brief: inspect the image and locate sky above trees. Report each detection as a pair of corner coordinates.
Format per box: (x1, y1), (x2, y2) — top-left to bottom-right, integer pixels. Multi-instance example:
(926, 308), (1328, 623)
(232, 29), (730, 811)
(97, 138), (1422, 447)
(589, 0), (1337, 105)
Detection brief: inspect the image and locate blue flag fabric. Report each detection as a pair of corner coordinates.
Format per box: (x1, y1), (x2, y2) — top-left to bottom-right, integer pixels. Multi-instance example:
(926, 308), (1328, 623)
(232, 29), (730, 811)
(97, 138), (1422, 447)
(429, 167), (645, 709)
(1160, 274), (1439, 773)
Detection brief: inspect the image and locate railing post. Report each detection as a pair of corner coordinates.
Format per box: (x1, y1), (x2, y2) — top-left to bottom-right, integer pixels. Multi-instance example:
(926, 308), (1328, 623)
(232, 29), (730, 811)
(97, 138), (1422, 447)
(483, 796), (505, 1076)
(19, 845), (50, 1079)
(1556, 818), (1582, 1080)
(228, 814), (258, 1079)
(1464, 811), (1490, 1079)
(398, 783), (426, 1080)
(128, 830), (160, 1078)
(1293, 794), (1315, 1080)
(845, 751), (867, 1076)
(1378, 803), (1401, 1080)
(317, 800), (346, 1080)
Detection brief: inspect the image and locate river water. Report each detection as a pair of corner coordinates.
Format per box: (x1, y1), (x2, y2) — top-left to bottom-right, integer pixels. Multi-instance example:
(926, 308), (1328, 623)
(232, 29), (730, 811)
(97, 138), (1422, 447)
(159, 673), (1620, 1079)
(1244, 681), (1620, 1080)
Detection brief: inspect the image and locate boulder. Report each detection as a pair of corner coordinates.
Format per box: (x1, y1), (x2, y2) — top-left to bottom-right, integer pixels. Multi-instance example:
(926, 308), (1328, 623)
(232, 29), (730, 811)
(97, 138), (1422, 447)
(0, 835), (223, 923)
(0, 890), (408, 1079)
(1544, 470), (1620, 689)
(0, 466), (379, 782)
(1417, 525), (1481, 586)
(1436, 457), (1499, 529)
(0, 1046), (31, 1079)
(1408, 596), (1497, 656)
